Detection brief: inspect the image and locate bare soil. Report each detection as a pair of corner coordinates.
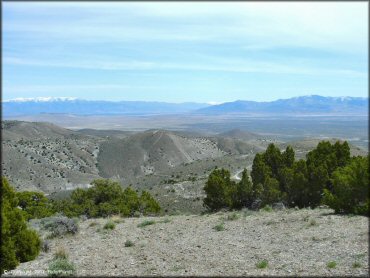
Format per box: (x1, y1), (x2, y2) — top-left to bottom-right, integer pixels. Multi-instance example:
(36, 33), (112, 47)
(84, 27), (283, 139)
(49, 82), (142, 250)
(7, 208), (369, 276)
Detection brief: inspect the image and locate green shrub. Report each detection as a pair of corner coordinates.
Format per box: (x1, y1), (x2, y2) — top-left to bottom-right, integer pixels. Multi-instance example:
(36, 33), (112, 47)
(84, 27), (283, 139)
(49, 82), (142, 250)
(103, 220), (116, 230)
(124, 240), (134, 247)
(139, 191), (161, 215)
(305, 141), (351, 207)
(256, 260), (268, 269)
(48, 258), (75, 277)
(250, 141), (353, 209)
(203, 141), (365, 215)
(261, 205), (273, 212)
(352, 261), (361, 268)
(16, 191), (54, 220)
(52, 179), (161, 218)
(1, 177), (41, 274)
(137, 220), (156, 228)
(14, 229), (41, 262)
(203, 169), (234, 211)
(213, 222), (225, 231)
(327, 261), (337, 268)
(226, 212), (240, 221)
(323, 156), (369, 215)
(160, 218), (171, 223)
(231, 169), (254, 209)
(41, 216), (78, 238)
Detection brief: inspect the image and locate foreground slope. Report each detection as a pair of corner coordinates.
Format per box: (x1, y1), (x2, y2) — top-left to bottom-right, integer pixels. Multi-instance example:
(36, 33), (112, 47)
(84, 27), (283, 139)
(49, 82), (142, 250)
(8, 208), (368, 276)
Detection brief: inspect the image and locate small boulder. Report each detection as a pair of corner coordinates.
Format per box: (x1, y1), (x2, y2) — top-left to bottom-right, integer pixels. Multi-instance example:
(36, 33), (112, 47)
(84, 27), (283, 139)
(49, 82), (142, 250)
(251, 199), (262, 211)
(272, 202), (286, 210)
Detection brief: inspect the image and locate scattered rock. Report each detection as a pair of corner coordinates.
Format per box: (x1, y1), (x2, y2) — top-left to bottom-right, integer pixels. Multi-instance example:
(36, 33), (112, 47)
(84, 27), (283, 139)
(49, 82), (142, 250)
(272, 202), (286, 210)
(251, 199), (262, 210)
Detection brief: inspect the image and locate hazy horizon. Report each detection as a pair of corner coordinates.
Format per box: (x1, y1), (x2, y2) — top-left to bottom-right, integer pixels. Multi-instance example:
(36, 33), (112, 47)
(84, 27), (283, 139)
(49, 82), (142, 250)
(4, 2), (368, 103)
(2, 94), (369, 105)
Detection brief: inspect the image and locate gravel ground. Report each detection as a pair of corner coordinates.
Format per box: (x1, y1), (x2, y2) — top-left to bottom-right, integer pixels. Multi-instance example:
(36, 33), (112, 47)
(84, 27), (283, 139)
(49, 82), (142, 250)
(6, 208), (369, 276)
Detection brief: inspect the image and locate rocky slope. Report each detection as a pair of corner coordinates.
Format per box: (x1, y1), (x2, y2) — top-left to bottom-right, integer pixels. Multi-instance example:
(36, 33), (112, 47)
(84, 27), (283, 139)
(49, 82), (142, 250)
(2, 121), (103, 193)
(97, 130), (226, 180)
(6, 208), (368, 276)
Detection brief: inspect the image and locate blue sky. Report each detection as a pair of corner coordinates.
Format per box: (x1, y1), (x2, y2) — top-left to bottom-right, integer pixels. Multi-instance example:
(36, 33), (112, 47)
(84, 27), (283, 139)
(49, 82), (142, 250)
(3, 2), (368, 103)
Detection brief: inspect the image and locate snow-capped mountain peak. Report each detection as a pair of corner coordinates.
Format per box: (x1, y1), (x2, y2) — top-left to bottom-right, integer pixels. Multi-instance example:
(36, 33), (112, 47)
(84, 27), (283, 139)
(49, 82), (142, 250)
(4, 97), (78, 103)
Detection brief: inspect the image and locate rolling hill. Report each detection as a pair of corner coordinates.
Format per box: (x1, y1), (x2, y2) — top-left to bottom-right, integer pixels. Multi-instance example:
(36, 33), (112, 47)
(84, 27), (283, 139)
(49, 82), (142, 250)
(97, 130), (225, 181)
(2, 120), (368, 209)
(2, 121), (103, 193)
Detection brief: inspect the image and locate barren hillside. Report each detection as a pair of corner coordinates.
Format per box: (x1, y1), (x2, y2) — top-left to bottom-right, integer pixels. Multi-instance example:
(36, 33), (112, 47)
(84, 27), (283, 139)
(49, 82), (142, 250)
(2, 120), (367, 207)
(97, 130), (226, 180)
(2, 121), (103, 193)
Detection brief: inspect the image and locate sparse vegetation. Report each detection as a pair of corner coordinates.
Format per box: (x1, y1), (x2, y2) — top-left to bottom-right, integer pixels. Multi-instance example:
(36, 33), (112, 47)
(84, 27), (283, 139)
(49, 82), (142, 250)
(41, 216), (78, 238)
(88, 221), (98, 227)
(2, 119), (368, 276)
(124, 240), (134, 247)
(52, 179), (161, 218)
(160, 218), (171, 223)
(308, 218), (317, 226)
(137, 220), (156, 228)
(103, 220), (116, 230)
(213, 222), (225, 231)
(241, 208), (254, 217)
(327, 261), (337, 269)
(226, 212), (240, 221)
(54, 247), (68, 260)
(352, 261), (361, 268)
(111, 215), (124, 224)
(47, 247), (75, 276)
(261, 205), (273, 212)
(256, 260), (268, 269)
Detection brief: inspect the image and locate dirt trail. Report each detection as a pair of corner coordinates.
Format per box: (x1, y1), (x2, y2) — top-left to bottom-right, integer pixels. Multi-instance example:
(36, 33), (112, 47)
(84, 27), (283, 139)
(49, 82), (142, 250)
(232, 164), (252, 181)
(168, 133), (193, 163)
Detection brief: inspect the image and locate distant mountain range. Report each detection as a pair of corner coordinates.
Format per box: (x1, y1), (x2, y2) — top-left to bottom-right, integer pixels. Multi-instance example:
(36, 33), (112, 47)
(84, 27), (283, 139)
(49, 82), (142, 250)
(196, 95), (368, 115)
(3, 97), (210, 117)
(3, 95), (368, 117)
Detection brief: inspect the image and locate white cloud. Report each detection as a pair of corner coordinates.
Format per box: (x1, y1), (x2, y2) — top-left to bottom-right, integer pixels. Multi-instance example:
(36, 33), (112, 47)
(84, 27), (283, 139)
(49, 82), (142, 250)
(207, 101), (223, 105)
(3, 2), (367, 102)
(4, 55), (365, 77)
(4, 2), (367, 53)
(3, 84), (163, 95)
